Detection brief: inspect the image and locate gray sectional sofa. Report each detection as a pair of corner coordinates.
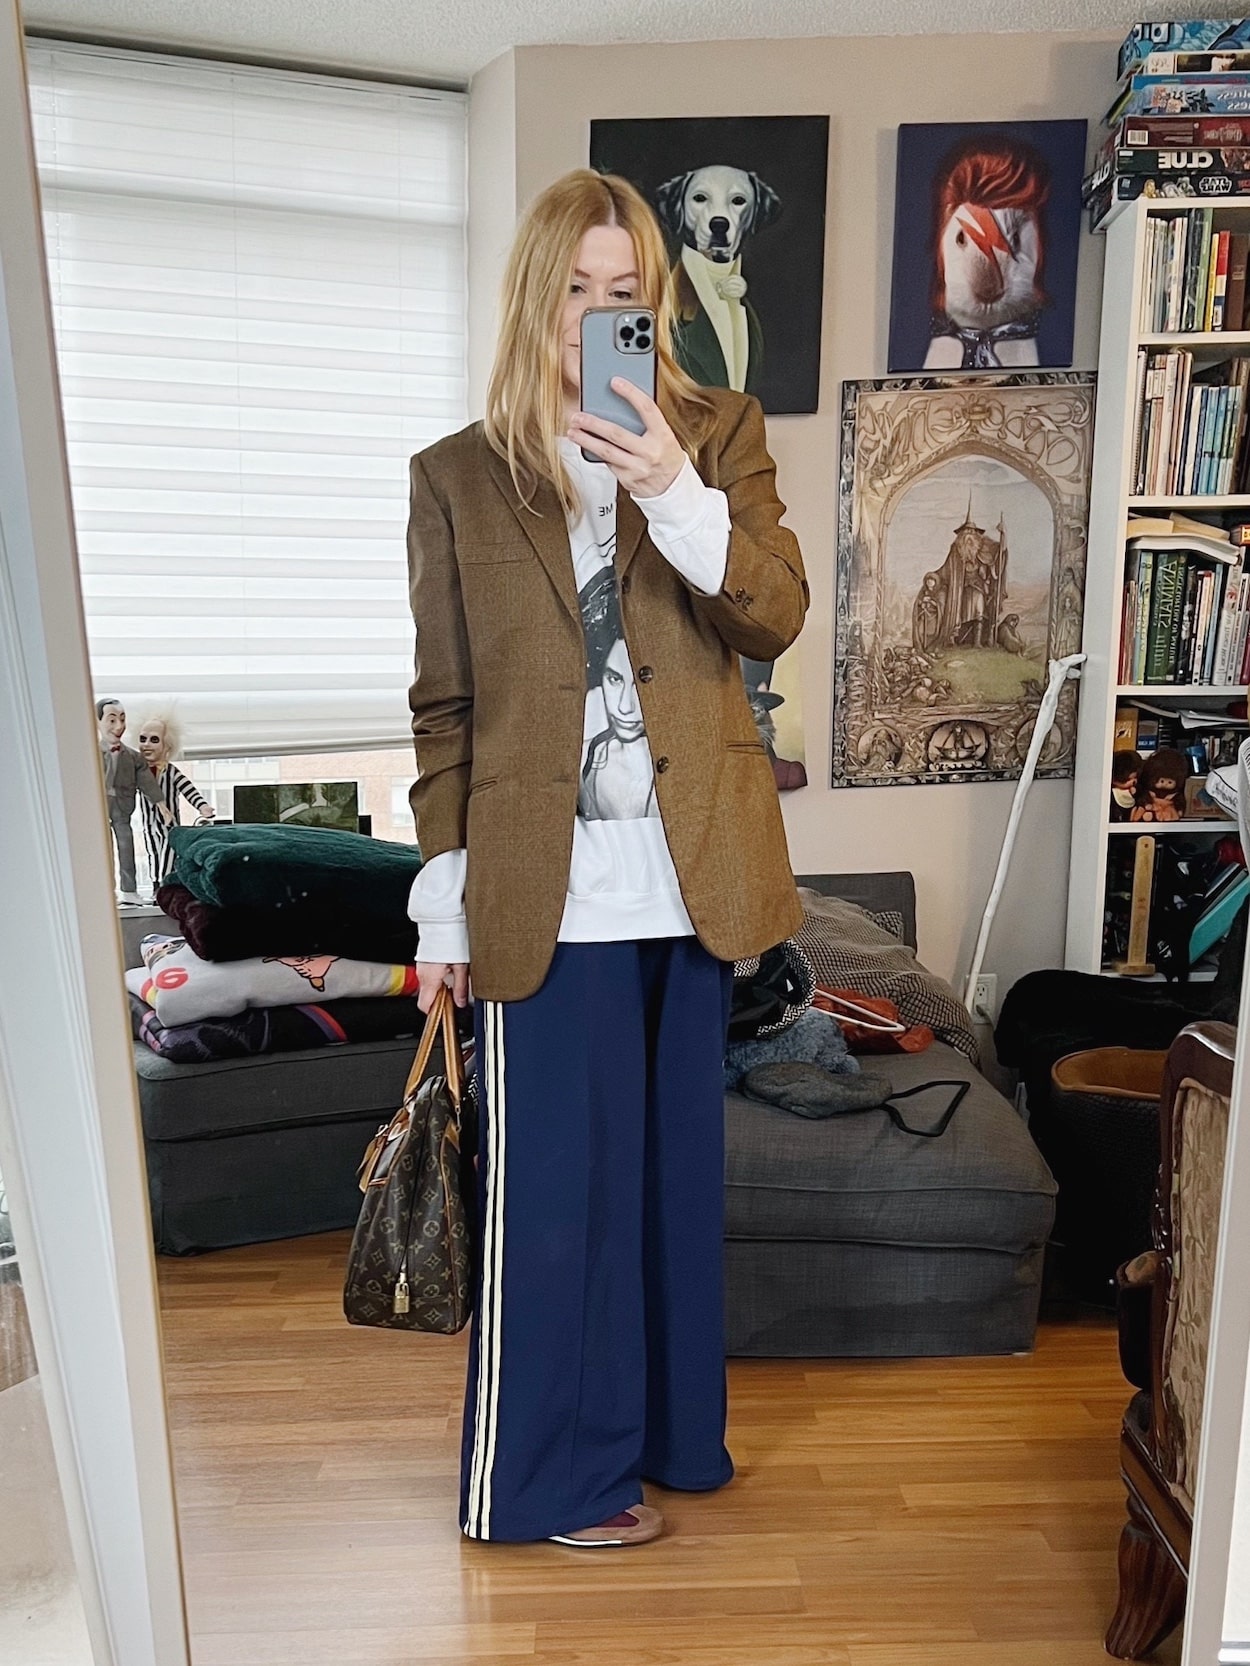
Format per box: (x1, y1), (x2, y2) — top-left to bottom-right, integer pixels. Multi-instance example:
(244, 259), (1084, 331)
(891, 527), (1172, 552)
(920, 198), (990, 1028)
(121, 871), (1056, 1357)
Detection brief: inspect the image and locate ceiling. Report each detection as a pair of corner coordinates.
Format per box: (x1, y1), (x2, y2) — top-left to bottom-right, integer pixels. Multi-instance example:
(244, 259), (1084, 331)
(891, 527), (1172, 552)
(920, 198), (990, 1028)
(19, 0), (1238, 87)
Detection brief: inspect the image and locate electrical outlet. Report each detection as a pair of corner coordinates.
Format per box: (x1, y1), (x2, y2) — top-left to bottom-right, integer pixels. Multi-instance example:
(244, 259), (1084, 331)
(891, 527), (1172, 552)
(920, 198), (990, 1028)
(971, 973), (998, 1023)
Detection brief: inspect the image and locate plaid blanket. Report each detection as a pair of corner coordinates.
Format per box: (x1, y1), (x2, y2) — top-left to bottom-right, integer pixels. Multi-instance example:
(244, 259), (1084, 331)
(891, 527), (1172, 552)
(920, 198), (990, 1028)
(792, 887), (978, 1063)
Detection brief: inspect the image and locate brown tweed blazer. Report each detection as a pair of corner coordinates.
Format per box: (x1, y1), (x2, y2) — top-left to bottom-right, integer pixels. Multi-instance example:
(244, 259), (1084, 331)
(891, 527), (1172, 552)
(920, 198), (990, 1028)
(406, 385), (809, 1001)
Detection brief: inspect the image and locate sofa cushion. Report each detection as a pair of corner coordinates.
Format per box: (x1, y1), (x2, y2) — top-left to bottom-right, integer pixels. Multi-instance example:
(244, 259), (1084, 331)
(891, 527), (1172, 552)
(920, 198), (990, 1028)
(725, 1041), (1056, 1256)
(134, 1037), (415, 1143)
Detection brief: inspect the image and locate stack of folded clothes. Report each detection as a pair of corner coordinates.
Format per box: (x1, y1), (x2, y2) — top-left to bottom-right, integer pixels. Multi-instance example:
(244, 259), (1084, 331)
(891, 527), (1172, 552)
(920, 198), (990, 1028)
(127, 823), (425, 1064)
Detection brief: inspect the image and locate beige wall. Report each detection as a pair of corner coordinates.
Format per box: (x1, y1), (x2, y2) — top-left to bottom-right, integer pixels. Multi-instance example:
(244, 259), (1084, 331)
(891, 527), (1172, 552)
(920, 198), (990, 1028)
(471, 30), (1114, 995)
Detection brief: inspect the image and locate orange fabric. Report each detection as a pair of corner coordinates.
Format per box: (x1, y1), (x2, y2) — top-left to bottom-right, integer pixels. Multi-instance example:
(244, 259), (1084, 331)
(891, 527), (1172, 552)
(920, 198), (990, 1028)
(813, 986), (935, 1054)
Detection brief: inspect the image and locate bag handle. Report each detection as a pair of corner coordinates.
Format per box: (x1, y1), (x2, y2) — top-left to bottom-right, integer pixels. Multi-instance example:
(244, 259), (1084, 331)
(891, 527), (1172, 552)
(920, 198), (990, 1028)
(356, 984), (468, 1192)
(401, 981), (465, 1104)
(440, 981), (464, 1106)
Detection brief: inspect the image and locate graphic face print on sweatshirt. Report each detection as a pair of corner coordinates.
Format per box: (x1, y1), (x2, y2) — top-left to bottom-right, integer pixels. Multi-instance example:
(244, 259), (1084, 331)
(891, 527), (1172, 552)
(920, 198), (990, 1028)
(567, 456), (658, 822)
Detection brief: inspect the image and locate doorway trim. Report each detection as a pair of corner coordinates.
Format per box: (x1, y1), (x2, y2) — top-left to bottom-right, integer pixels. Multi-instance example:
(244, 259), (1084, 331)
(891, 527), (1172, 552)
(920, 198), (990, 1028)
(0, 11), (189, 1664)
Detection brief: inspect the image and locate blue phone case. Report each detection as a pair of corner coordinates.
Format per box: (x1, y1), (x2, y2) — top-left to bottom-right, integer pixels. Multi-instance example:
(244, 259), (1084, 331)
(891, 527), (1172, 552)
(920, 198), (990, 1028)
(579, 309), (656, 453)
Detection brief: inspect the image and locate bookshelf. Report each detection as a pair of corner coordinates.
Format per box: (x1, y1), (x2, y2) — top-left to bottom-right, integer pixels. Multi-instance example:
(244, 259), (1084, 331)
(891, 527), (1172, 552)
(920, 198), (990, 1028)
(1066, 198), (1250, 977)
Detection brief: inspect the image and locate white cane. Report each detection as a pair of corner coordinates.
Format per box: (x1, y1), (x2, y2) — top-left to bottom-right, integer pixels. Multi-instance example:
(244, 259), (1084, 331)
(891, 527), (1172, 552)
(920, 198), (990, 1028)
(962, 652), (1087, 1014)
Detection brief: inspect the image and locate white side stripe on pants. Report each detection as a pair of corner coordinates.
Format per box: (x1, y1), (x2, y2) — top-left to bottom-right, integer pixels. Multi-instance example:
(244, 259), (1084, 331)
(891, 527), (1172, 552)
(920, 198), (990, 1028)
(466, 999), (507, 1537)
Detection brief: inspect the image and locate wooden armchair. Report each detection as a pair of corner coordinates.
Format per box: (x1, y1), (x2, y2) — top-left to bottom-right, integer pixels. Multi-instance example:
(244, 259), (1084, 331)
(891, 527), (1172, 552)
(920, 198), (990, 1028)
(1106, 1021), (1235, 1660)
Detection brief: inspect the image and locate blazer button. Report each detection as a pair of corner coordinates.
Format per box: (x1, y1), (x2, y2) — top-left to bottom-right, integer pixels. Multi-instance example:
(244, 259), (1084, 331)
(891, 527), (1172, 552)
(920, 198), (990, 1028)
(655, 755), (670, 773)
(620, 574), (631, 594)
(638, 665), (654, 683)
(733, 586), (747, 604)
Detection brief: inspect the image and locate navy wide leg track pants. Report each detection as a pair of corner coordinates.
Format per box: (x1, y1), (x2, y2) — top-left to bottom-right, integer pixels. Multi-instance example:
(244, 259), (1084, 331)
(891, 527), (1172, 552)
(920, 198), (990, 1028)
(460, 935), (736, 1542)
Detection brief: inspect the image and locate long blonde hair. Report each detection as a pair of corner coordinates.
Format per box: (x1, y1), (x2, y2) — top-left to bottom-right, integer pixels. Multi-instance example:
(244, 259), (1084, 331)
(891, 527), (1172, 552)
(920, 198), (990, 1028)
(483, 169), (716, 513)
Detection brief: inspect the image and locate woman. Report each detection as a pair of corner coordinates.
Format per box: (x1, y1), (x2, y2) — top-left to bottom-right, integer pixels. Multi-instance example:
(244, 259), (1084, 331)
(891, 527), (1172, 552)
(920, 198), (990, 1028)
(406, 169), (808, 1549)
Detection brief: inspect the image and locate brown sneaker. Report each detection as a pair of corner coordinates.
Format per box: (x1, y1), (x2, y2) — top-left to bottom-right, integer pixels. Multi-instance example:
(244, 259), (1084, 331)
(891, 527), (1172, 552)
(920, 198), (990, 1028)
(548, 1505), (663, 1547)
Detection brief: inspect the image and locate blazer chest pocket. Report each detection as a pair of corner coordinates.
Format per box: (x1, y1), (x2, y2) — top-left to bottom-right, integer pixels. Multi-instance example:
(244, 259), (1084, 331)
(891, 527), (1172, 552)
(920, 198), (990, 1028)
(457, 539), (532, 565)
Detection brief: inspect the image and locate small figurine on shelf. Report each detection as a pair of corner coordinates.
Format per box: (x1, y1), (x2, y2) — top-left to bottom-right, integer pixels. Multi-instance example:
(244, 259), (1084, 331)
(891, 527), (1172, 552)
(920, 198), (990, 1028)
(135, 711), (214, 887)
(1130, 747), (1189, 823)
(1110, 750), (1142, 822)
(96, 697), (170, 904)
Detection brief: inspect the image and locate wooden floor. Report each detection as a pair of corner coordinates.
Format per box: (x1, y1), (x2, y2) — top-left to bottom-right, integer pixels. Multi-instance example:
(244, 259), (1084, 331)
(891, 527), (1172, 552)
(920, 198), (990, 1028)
(157, 1232), (1183, 1666)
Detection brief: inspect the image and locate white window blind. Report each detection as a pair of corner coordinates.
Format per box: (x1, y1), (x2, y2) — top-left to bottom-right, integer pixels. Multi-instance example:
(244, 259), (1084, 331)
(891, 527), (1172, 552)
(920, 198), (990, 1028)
(27, 42), (467, 757)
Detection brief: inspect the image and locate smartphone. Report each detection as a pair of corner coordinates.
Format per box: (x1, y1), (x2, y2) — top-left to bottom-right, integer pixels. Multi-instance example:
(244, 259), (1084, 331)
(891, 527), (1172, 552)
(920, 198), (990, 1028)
(579, 306), (656, 463)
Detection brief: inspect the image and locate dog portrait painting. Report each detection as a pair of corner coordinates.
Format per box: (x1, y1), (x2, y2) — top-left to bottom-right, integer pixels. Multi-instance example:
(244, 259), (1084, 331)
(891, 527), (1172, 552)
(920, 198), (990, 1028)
(888, 121), (1087, 375)
(590, 115), (829, 415)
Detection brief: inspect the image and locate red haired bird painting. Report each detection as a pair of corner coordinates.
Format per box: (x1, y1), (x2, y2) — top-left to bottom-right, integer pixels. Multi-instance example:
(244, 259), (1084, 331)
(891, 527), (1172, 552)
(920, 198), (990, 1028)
(925, 137), (1050, 369)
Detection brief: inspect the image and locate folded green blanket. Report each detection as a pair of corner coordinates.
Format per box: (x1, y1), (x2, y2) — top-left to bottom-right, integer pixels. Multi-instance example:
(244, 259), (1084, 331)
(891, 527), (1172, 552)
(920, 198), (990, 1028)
(168, 823), (422, 916)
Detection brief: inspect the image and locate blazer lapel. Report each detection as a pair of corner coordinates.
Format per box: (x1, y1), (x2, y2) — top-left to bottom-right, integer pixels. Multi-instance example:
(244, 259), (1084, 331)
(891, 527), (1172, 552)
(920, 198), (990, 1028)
(483, 446), (580, 621)
(615, 487), (648, 583)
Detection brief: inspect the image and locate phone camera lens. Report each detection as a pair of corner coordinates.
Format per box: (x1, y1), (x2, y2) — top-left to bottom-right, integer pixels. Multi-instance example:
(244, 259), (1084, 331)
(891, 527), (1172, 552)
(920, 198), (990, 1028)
(620, 325), (635, 343)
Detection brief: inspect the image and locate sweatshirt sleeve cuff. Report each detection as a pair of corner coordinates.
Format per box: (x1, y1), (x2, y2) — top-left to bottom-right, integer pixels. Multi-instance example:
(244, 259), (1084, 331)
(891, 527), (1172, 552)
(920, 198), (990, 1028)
(408, 848), (469, 964)
(414, 918), (471, 965)
(633, 458), (730, 598)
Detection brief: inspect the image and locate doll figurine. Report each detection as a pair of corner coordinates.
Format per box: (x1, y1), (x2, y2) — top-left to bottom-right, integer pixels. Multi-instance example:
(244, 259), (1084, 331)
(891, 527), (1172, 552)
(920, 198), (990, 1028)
(97, 697), (170, 904)
(135, 711), (214, 887)
(1110, 750), (1142, 822)
(1130, 747), (1189, 823)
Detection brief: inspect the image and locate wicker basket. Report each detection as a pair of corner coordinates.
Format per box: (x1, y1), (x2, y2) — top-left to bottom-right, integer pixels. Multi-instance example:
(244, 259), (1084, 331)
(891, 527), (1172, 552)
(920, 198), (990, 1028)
(1045, 1047), (1168, 1305)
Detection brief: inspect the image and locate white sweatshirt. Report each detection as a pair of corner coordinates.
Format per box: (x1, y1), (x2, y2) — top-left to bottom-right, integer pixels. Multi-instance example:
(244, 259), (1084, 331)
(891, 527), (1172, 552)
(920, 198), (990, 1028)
(408, 442), (731, 964)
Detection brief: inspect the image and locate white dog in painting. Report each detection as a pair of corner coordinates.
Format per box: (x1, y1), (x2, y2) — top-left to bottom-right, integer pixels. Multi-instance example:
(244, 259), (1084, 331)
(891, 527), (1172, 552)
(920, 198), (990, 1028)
(653, 163), (781, 393)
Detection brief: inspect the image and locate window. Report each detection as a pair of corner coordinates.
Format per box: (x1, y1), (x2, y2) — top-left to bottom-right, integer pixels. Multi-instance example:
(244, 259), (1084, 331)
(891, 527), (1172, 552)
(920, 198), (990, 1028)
(27, 42), (467, 757)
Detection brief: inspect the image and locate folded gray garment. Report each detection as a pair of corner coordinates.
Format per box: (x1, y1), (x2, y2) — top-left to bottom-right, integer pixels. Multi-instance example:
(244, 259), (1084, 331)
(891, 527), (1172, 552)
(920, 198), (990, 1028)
(740, 1060), (894, 1120)
(724, 1005), (857, 1091)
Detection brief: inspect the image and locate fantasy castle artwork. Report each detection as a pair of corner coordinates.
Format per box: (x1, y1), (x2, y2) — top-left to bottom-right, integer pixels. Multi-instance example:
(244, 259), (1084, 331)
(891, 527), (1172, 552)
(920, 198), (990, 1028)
(833, 375), (1094, 788)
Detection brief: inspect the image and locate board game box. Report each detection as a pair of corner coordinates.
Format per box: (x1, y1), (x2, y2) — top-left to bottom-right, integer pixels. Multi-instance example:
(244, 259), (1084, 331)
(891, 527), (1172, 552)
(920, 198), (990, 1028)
(1116, 114), (1250, 147)
(1109, 144), (1250, 177)
(1087, 169), (1250, 231)
(1119, 20), (1250, 81)
(1137, 49), (1250, 77)
(1109, 74), (1250, 125)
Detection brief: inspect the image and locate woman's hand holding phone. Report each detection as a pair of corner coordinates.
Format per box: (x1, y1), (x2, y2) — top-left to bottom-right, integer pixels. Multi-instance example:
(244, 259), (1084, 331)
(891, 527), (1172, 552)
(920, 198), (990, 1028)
(416, 961), (471, 1013)
(568, 379), (685, 499)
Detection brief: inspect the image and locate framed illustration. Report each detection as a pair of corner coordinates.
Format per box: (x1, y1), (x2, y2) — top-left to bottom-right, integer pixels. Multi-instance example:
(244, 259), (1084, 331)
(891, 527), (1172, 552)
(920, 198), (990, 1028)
(832, 374), (1095, 788)
(888, 120), (1087, 374)
(589, 115), (829, 415)
(233, 781), (361, 831)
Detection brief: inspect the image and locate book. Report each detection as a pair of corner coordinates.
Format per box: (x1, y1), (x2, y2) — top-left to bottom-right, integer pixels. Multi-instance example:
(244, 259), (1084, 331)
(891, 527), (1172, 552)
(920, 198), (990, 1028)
(1204, 232), (1224, 330)
(1114, 706), (1141, 749)
(1120, 541), (1250, 685)
(1213, 229), (1231, 328)
(1227, 230), (1249, 327)
(1145, 550), (1184, 679)
(1191, 870), (1250, 960)
(1128, 532), (1240, 564)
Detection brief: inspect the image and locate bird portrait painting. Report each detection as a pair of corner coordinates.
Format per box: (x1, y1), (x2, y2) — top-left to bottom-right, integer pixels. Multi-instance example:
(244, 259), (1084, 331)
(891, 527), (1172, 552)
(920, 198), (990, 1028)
(888, 121), (1087, 376)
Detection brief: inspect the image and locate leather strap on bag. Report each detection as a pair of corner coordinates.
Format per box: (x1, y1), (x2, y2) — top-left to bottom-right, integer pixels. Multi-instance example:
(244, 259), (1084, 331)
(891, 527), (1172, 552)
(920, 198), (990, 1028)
(357, 985), (466, 1190)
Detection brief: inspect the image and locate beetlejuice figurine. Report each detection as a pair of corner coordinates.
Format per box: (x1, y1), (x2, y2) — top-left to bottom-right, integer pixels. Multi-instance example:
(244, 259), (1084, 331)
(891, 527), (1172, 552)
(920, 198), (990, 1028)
(135, 711), (214, 886)
(96, 697), (169, 904)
